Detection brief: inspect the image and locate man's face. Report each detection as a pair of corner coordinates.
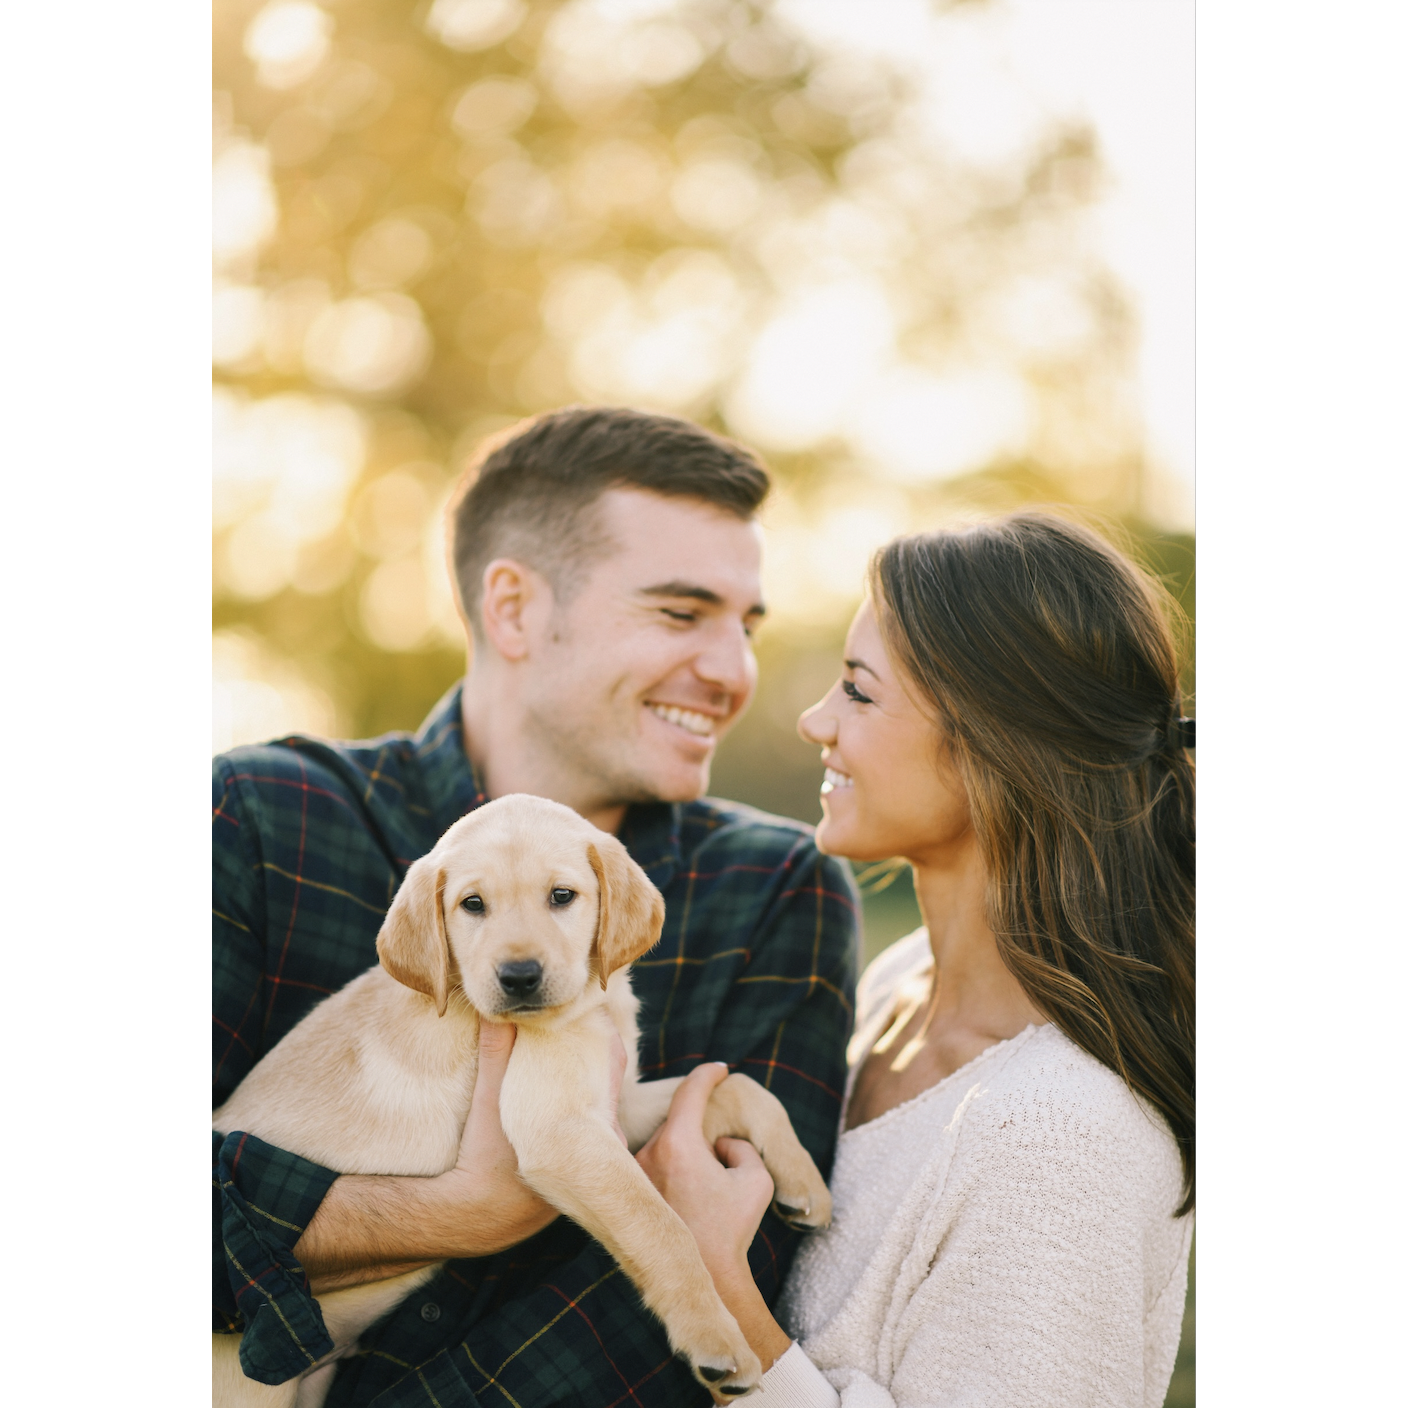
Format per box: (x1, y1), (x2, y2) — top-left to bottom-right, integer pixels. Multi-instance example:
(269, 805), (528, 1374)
(519, 488), (765, 809)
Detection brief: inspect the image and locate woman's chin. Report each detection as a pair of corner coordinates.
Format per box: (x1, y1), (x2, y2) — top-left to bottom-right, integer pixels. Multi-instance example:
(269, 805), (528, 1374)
(815, 810), (880, 861)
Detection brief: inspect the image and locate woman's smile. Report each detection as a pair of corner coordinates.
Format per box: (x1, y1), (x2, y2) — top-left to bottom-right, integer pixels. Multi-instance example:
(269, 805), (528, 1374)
(821, 764), (853, 795)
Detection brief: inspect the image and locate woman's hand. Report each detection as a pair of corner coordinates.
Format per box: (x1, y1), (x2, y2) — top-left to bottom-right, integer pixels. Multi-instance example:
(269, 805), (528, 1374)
(635, 1063), (775, 1281)
(635, 1063), (792, 1378)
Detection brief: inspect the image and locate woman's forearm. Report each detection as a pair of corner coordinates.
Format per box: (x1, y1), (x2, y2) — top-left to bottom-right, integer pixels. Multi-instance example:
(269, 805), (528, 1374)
(711, 1263), (793, 1373)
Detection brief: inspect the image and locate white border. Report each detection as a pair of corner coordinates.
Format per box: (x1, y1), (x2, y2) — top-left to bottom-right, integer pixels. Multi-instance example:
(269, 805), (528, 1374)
(1198, 2), (1407, 1400)
(0, 1), (212, 1395)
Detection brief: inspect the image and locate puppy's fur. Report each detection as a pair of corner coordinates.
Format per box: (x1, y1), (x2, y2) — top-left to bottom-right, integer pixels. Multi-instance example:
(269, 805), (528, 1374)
(213, 793), (831, 1406)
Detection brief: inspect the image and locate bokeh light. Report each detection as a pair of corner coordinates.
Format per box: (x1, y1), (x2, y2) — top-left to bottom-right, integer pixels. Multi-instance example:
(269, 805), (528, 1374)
(243, 1), (334, 90)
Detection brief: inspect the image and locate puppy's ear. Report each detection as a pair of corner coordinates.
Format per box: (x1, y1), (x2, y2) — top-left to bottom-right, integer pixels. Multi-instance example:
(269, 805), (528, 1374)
(587, 839), (665, 990)
(377, 856), (450, 1016)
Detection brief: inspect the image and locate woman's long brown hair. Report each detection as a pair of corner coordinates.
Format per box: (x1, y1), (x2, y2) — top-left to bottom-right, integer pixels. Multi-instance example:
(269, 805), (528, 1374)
(872, 511), (1195, 1215)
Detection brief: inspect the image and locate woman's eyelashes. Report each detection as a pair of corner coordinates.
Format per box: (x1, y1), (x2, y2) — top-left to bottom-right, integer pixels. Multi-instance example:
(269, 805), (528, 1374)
(842, 678), (873, 705)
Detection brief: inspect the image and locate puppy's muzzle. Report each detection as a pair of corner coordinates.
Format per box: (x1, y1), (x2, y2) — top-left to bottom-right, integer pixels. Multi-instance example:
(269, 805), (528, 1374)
(497, 959), (544, 1006)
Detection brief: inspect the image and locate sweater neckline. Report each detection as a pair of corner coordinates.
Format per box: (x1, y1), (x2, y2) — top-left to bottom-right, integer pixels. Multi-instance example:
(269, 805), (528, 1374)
(840, 1019), (1041, 1139)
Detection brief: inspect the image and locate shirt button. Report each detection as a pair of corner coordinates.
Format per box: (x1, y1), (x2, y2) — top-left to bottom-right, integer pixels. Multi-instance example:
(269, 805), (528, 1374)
(420, 1303), (441, 1323)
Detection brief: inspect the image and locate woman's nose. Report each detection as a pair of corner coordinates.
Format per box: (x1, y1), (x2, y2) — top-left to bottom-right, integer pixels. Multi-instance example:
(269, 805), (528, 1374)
(797, 692), (837, 746)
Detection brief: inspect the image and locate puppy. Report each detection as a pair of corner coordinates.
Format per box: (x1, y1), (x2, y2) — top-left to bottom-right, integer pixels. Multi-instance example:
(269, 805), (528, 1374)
(213, 793), (832, 1406)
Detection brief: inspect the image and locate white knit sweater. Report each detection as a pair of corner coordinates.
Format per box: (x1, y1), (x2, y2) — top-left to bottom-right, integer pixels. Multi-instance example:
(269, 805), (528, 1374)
(754, 930), (1193, 1408)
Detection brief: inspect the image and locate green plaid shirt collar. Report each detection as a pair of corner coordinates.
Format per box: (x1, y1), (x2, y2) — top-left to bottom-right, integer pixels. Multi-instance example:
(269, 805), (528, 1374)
(409, 683), (487, 833)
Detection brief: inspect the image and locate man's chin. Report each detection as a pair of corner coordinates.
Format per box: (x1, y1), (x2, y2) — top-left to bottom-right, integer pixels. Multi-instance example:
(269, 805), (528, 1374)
(652, 766), (712, 805)
(635, 756), (713, 806)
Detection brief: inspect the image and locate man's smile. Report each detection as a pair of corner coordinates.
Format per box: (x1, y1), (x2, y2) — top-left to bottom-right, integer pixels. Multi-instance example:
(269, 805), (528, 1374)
(646, 702), (719, 739)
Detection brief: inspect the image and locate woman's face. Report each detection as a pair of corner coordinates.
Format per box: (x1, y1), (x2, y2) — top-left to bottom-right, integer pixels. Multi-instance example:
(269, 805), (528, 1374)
(798, 600), (972, 864)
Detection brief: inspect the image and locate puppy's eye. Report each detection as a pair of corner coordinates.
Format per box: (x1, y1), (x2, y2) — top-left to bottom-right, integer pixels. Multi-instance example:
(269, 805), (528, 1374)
(461, 894), (485, 913)
(549, 887), (576, 907)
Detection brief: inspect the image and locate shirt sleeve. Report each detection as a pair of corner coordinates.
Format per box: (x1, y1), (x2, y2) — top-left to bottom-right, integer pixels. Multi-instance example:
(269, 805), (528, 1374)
(212, 1129), (338, 1383)
(212, 759), (339, 1385)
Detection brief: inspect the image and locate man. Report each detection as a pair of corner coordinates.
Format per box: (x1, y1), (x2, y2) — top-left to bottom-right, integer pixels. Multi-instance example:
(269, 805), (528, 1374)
(214, 406), (859, 1406)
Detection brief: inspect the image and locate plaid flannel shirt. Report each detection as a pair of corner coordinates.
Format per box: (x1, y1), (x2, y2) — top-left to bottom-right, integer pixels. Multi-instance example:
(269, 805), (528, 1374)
(214, 683), (859, 1407)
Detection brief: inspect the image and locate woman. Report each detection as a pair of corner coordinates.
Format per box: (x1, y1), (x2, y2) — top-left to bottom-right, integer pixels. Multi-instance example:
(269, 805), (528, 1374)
(637, 511), (1195, 1407)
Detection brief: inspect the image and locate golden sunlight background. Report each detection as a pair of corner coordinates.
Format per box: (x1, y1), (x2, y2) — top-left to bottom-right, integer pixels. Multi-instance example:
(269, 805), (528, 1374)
(213, 3), (1193, 1396)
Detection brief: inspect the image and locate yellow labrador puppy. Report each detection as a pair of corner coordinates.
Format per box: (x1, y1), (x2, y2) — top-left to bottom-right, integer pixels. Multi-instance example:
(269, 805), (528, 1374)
(213, 792), (831, 1406)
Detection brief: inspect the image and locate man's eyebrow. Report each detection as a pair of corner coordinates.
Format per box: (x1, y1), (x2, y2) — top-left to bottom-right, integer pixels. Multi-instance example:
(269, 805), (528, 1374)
(639, 581), (767, 617)
(845, 656), (881, 679)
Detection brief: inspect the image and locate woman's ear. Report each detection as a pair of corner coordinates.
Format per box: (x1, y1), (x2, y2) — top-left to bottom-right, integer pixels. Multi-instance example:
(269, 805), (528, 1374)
(377, 856), (450, 1016)
(587, 838), (666, 989)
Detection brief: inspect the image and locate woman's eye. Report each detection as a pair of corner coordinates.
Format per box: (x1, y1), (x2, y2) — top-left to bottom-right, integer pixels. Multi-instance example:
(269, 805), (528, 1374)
(461, 895), (484, 913)
(550, 887), (576, 907)
(842, 679), (874, 705)
(661, 609), (696, 624)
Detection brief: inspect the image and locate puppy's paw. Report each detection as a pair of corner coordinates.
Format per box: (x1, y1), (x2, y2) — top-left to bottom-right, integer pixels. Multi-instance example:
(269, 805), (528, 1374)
(684, 1316), (761, 1398)
(692, 1346), (761, 1398)
(777, 1193), (827, 1227)
(770, 1164), (833, 1232)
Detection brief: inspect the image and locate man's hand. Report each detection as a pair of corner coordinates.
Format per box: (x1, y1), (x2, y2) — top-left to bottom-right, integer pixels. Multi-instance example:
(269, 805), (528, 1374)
(434, 1021), (562, 1250)
(295, 1022), (559, 1294)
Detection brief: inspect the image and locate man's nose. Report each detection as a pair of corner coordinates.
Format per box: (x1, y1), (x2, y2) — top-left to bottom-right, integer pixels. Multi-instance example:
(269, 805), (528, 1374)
(695, 620), (756, 698)
(497, 959), (543, 1000)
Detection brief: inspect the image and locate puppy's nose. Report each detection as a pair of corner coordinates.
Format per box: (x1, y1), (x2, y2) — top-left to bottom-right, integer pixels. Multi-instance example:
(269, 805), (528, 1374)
(497, 959), (543, 1001)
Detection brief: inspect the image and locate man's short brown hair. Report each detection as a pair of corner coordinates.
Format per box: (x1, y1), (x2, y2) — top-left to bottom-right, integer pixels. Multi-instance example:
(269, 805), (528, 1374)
(447, 405), (771, 634)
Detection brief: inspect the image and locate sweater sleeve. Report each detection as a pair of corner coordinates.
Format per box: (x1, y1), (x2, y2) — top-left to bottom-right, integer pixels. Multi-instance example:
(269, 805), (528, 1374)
(753, 1342), (843, 1407)
(877, 1073), (1182, 1408)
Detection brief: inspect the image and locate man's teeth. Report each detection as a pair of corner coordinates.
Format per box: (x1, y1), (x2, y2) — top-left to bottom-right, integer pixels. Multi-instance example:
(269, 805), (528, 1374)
(821, 767), (853, 795)
(649, 704), (715, 738)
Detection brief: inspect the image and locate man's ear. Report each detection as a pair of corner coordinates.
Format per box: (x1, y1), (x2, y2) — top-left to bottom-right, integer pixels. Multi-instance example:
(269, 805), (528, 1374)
(587, 839), (666, 989)
(479, 558), (548, 662)
(377, 856), (450, 1016)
